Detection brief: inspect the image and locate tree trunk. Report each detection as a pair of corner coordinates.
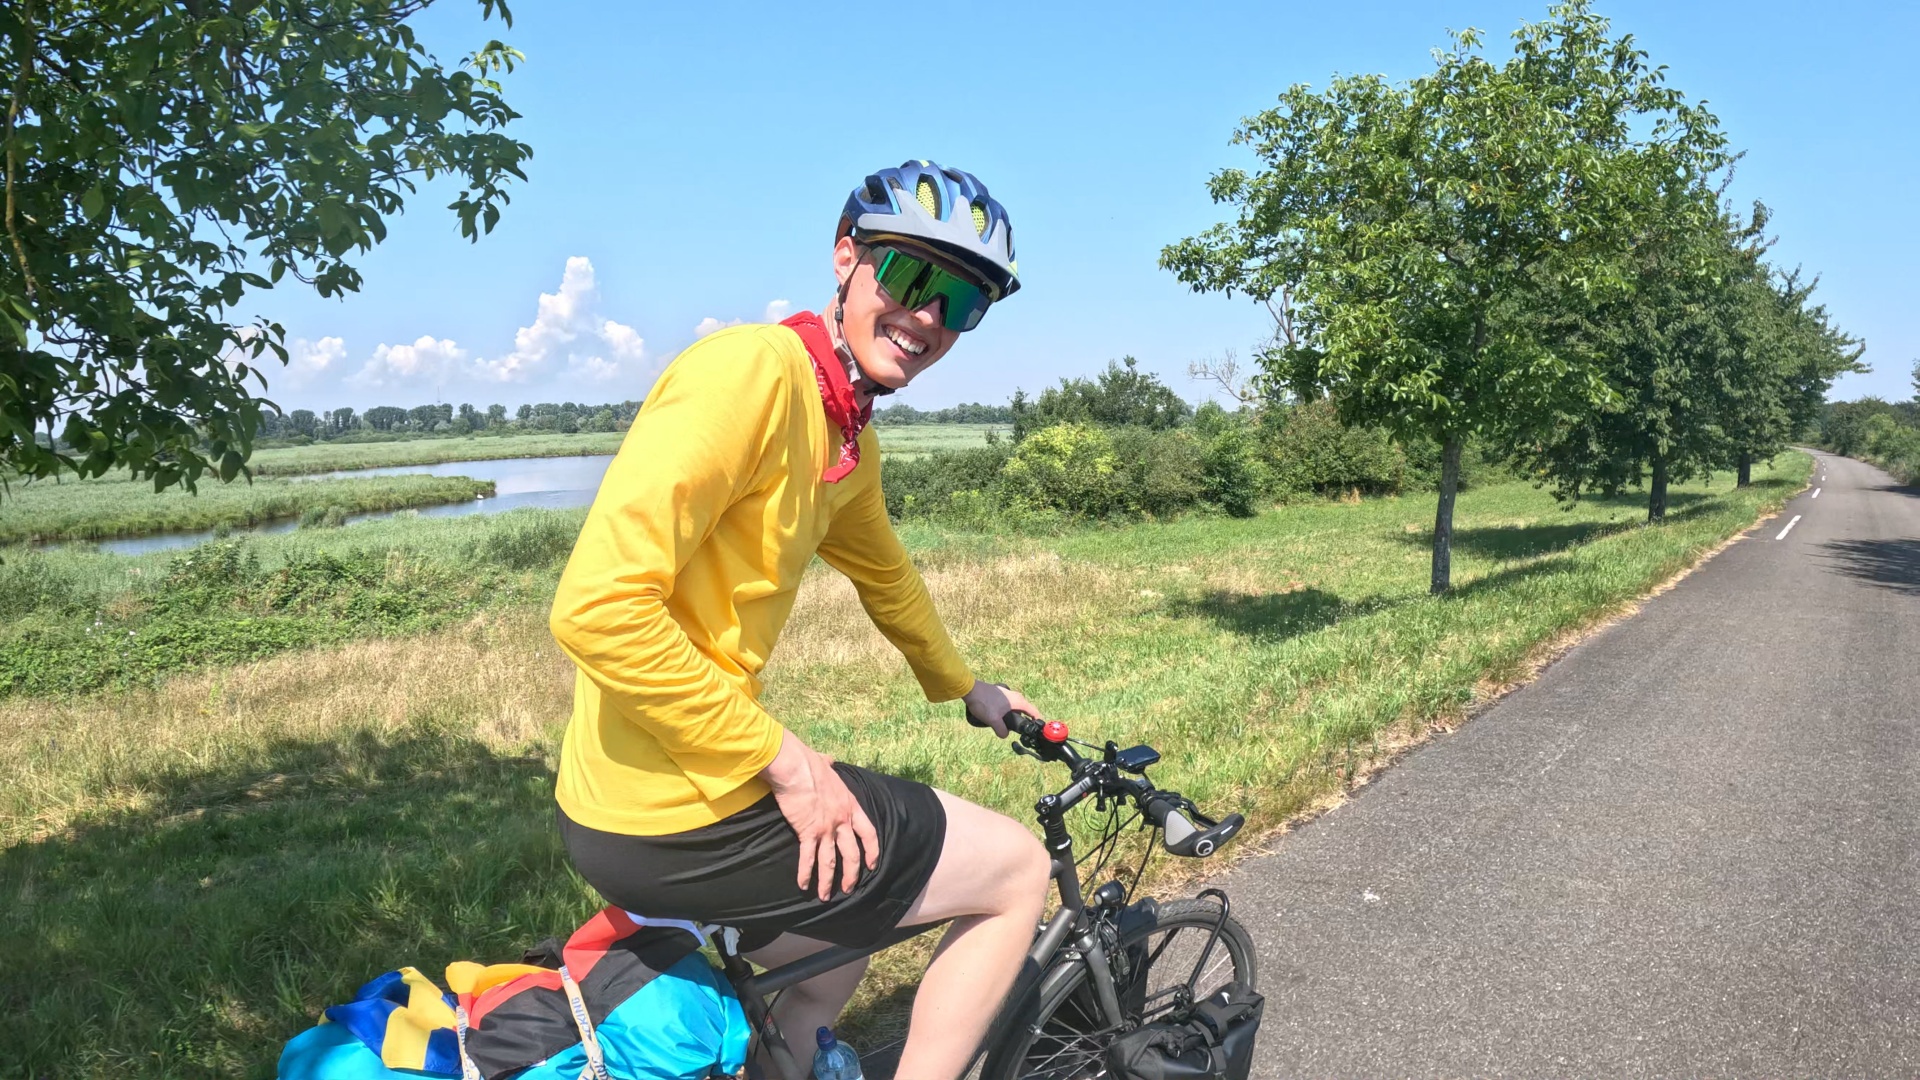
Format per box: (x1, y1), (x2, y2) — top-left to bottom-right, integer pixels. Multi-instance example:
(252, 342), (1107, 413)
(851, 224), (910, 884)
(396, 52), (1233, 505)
(1648, 456), (1669, 523)
(1736, 453), (1752, 487)
(1431, 436), (1463, 595)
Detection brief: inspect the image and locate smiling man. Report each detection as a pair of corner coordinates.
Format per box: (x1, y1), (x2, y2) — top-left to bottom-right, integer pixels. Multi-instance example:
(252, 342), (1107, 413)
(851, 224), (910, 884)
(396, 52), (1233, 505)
(548, 161), (1050, 1079)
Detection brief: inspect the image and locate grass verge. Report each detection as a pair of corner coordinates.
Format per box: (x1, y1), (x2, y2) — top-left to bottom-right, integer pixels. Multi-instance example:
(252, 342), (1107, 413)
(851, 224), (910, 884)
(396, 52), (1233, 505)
(0, 474), (494, 544)
(245, 432), (629, 476)
(0, 456), (1807, 1075)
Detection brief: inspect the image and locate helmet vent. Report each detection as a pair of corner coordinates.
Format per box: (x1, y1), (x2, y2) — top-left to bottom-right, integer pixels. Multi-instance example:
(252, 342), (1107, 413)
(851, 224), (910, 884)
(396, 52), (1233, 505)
(915, 176), (941, 219)
(970, 201), (989, 237)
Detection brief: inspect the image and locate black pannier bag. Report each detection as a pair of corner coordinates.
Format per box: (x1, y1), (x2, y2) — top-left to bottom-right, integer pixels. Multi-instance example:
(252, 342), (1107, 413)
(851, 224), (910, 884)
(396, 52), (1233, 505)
(1105, 981), (1264, 1080)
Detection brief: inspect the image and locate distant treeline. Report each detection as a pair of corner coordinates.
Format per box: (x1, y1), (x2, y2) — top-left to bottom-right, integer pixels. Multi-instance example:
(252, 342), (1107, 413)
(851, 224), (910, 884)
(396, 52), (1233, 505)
(1820, 371), (1920, 484)
(871, 402), (1014, 425)
(258, 400), (643, 444)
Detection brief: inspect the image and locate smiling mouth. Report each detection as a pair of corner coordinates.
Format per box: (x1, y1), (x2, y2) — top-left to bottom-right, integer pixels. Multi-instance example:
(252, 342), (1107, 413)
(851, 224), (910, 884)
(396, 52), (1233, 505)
(882, 325), (928, 357)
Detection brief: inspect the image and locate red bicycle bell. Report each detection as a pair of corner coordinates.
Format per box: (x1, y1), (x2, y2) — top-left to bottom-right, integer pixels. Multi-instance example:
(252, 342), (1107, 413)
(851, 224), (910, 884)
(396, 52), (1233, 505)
(1041, 720), (1070, 744)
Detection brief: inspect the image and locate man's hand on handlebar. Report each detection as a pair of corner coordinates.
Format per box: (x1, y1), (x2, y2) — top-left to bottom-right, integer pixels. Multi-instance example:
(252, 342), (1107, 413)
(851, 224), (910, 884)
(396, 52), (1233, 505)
(961, 680), (1043, 738)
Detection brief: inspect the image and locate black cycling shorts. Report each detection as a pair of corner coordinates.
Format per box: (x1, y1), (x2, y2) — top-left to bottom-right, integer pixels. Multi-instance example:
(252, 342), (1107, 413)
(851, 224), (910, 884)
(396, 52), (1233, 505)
(557, 763), (947, 953)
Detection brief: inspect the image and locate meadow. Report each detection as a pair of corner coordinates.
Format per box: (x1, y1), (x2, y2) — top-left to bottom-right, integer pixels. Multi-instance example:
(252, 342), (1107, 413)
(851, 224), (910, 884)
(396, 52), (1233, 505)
(866, 422), (1002, 458)
(245, 431), (630, 476)
(0, 473), (494, 545)
(0, 453), (1807, 1076)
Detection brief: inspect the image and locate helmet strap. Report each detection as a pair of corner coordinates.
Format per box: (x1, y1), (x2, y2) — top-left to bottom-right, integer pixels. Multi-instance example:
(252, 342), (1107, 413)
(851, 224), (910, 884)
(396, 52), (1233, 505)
(831, 274), (897, 399)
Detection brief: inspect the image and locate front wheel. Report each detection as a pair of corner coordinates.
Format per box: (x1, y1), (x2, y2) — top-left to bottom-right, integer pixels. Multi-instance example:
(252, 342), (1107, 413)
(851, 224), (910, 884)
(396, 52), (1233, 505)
(981, 898), (1258, 1080)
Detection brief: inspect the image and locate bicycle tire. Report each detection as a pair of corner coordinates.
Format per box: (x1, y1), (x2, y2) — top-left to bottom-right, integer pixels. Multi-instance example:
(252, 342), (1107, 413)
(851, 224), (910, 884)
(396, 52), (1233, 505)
(980, 897), (1259, 1080)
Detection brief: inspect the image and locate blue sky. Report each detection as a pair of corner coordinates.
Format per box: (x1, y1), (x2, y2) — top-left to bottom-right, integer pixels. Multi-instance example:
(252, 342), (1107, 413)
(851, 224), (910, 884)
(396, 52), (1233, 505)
(256, 0), (1919, 414)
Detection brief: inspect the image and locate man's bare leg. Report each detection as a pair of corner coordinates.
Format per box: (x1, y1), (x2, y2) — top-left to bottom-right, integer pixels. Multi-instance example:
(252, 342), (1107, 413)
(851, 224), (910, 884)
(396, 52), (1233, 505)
(893, 791), (1051, 1080)
(744, 934), (869, 1079)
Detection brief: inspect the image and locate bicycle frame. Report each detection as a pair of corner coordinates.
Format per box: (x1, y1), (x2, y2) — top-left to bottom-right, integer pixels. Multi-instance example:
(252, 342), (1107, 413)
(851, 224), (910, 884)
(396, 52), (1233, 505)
(723, 794), (1130, 1080)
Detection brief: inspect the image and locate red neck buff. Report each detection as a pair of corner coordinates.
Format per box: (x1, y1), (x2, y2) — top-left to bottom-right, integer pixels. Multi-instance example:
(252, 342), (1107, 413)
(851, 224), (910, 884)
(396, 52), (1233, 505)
(780, 310), (871, 483)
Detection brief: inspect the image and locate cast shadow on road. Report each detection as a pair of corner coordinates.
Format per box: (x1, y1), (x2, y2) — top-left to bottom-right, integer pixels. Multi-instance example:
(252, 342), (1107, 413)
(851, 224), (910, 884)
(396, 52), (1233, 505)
(1867, 482), (1920, 502)
(1814, 537), (1920, 596)
(0, 727), (584, 1077)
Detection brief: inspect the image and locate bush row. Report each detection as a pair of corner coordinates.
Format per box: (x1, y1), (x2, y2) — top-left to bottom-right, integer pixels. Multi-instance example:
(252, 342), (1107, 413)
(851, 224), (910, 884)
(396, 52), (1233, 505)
(884, 399), (1504, 527)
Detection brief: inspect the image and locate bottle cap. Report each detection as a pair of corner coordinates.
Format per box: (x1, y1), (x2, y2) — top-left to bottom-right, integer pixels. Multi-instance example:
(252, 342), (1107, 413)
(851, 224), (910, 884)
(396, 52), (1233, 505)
(816, 1026), (836, 1049)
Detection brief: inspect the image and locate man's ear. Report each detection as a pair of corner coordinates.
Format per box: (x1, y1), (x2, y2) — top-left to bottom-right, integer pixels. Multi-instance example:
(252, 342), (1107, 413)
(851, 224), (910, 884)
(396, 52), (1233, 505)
(832, 234), (859, 288)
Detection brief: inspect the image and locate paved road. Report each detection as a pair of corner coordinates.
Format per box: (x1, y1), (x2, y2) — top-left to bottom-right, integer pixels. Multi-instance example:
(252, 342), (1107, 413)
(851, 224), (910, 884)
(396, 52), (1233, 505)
(1220, 451), (1920, 1078)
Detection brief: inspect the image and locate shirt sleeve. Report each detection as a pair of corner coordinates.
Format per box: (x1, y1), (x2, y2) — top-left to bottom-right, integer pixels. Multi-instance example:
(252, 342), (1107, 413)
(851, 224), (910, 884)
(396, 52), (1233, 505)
(548, 330), (788, 800)
(816, 453), (976, 703)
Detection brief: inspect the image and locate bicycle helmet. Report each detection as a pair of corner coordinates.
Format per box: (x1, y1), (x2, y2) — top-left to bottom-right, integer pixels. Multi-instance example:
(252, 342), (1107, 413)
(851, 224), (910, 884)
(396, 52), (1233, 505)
(839, 160), (1020, 300)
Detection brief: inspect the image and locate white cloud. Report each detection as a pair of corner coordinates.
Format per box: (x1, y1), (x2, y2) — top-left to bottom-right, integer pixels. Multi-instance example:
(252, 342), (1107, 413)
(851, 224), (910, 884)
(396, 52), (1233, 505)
(283, 336), (344, 387)
(600, 320), (645, 361)
(467, 257), (654, 385)
(695, 299), (794, 339)
(349, 335), (467, 389)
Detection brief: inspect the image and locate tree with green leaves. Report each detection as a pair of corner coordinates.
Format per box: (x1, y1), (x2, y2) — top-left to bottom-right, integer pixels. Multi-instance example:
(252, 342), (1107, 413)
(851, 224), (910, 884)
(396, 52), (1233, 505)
(1719, 260), (1863, 486)
(1506, 191), (1748, 520)
(1162, 2), (1727, 592)
(1, 0), (529, 492)
(1010, 356), (1191, 441)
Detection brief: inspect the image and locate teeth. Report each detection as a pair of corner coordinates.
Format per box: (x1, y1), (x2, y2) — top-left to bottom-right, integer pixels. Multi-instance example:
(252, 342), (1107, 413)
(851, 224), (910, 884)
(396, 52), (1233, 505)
(884, 326), (926, 356)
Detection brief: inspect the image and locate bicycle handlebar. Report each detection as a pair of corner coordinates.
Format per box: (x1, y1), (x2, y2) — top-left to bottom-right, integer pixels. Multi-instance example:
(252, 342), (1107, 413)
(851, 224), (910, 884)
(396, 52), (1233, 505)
(967, 709), (1245, 859)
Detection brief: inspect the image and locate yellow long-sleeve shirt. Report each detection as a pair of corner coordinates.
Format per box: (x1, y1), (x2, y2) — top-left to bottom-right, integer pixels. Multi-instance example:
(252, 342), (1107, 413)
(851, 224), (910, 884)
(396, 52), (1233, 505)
(549, 322), (975, 836)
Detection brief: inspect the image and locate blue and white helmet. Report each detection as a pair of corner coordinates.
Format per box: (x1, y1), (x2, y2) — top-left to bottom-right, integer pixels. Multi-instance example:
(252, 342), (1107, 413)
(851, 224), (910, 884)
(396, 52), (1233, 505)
(839, 160), (1020, 299)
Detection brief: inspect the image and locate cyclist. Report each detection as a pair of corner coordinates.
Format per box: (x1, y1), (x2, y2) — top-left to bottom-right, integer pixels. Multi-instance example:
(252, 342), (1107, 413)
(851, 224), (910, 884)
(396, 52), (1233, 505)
(549, 160), (1050, 1080)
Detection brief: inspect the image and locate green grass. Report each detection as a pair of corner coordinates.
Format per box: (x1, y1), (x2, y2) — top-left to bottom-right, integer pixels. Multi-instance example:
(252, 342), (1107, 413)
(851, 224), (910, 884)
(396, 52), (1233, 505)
(245, 431), (630, 476)
(242, 424), (993, 476)
(0, 456), (1808, 1076)
(872, 422), (1002, 458)
(0, 473), (495, 544)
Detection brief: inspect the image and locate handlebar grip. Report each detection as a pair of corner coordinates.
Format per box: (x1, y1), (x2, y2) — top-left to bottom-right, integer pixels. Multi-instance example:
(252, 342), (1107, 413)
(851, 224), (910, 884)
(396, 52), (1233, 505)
(967, 708), (1042, 738)
(1145, 795), (1245, 858)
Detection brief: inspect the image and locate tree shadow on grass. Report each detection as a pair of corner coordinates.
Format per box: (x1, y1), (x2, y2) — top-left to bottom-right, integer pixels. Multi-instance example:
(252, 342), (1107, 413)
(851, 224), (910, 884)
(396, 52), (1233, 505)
(0, 727), (589, 1079)
(1814, 537), (1920, 596)
(1391, 490), (1727, 561)
(1167, 588), (1385, 642)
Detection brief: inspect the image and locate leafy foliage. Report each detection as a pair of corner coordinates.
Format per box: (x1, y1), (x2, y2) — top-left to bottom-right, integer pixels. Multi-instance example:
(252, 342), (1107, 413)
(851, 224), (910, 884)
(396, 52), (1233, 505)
(0, 0), (530, 491)
(1011, 357), (1192, 440)
(1162, 1), (1729, 589)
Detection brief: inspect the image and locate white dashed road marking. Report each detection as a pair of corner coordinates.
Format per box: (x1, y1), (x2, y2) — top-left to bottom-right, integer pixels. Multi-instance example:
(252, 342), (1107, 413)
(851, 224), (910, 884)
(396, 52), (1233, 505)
(1813, 488), (1822, 499)
(1776, 515), (1802, 541)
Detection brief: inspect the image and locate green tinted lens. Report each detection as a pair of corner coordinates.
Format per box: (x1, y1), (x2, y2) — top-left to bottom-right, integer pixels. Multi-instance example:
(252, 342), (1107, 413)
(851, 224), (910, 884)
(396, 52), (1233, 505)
(874, 247), (994, 332)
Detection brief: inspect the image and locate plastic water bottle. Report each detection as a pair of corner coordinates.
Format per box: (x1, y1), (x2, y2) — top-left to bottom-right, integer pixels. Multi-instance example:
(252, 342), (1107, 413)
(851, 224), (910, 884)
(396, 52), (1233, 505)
(812, 1026), (864, 1080)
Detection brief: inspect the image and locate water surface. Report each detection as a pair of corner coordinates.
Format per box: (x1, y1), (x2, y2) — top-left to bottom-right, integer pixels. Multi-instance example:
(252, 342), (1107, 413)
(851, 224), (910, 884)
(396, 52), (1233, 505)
(88, 455), (615, 557)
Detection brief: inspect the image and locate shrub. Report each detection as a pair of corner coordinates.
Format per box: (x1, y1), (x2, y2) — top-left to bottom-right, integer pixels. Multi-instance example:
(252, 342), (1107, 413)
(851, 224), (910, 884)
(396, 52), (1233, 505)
(883, 445), (1013, 521)
(473, 512), (583, 569)
(1260, 399), (1408, 496)
(1109, 427), (1206, 517)
(999, 423), (1125, 519)
(1201, 423), (1268, 518)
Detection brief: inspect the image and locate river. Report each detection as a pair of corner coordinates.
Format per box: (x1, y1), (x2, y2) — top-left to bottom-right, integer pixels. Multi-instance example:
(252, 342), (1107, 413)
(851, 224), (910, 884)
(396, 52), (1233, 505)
(89, 454), (615, 557)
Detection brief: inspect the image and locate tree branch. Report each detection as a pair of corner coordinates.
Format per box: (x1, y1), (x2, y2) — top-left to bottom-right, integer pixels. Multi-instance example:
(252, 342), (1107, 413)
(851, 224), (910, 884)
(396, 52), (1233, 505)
(6, 0), (40, 299)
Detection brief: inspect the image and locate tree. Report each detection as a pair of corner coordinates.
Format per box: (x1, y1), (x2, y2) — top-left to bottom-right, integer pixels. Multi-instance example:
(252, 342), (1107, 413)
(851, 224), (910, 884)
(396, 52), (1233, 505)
(1162, 2), (1726, 591)
(1, 0), (529, 492)
(486, 403), (506, 426)
(327, 406), (356, 435)
(1507, 190), (1744, 520)
(364, 405), (405, 431)
(1822, 398), (1895, 457)
(1012, 357), (1191, 440)
(1720, 262), (1862, 486)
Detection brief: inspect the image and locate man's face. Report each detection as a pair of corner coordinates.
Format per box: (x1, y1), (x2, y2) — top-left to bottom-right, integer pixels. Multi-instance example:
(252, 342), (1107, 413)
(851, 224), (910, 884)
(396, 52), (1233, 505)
(832, 235), (961, 389)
